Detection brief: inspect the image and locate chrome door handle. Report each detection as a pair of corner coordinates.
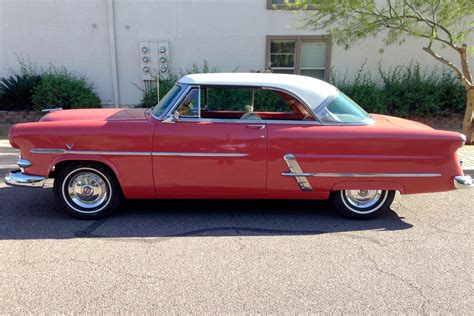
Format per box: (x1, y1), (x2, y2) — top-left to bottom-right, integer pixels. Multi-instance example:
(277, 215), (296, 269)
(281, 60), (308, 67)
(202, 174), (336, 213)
(246, 124), (266, 130)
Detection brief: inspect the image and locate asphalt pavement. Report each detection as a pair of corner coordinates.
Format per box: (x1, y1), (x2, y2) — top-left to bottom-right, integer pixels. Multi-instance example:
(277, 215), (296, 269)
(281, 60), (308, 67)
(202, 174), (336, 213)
(0, 151), (473, 313)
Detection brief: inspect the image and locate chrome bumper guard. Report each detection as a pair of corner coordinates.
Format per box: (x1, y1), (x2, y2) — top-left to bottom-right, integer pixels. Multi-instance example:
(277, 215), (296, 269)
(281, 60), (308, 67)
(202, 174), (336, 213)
(4, 169), (46, 188)
(454, 175), (473, 189)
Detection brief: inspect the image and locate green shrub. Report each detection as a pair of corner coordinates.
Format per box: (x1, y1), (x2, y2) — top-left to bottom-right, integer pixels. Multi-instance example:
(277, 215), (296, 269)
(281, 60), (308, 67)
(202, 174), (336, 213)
(137, 77), (178, 108)
(0, 74), (42, 111)
(136, 61), (221, 108)
(1, 55), (101, 111)
(137, 61), (465, 117)
(32, 72), (101, 110)
(332, 63), (466, 117)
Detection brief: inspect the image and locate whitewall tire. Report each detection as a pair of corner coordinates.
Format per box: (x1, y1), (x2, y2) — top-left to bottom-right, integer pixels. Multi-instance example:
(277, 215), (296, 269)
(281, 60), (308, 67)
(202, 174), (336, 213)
(54, 163), (121, 219)
(331, 190), (395, 220)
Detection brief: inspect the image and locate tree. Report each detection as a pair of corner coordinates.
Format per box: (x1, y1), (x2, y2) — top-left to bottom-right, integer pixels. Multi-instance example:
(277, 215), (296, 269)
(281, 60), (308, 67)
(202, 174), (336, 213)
(290, 0), (474, 143)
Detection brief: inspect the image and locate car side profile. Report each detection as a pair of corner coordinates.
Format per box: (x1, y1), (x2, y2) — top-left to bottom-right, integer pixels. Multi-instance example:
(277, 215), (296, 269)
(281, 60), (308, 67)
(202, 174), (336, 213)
(5, 73), (472, 219)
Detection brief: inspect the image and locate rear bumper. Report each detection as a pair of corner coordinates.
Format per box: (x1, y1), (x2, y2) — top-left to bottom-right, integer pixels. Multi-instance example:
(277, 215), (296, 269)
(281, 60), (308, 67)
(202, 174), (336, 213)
(4, 169), (46, 188)
(453, 175), (473, 189)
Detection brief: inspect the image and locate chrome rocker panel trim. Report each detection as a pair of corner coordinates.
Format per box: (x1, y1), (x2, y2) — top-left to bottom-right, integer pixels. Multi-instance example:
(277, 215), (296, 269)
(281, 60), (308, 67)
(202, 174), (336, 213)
(453, 175), (473, 189)
(281, 172), (442, 178)
(4, 169), (46, 188)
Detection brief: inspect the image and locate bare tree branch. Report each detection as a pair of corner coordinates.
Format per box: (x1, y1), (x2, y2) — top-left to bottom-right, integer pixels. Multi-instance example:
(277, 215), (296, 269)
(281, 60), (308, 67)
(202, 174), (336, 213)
(460, 44), (473, 83)
(423, 46), (472, 88)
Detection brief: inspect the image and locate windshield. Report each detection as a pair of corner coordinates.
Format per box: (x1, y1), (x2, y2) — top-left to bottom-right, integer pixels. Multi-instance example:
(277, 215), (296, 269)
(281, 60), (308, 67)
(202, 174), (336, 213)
(316, 92), (372, 124)
(152, 84), (184, 117)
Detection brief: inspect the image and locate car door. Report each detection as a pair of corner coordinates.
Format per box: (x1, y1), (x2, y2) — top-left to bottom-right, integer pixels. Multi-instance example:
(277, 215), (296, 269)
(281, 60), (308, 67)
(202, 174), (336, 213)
(152, 86), (267, 198)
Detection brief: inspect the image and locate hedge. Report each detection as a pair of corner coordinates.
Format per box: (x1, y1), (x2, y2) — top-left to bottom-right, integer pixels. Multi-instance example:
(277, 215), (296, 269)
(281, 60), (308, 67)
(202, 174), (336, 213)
(138, 63), (466, 117)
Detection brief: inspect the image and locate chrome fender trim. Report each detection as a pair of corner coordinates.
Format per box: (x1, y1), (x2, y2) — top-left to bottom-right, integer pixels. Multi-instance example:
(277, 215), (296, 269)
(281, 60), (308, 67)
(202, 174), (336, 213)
(283, 154), (313, 192)
(281, 153), (443, 192)
(30, 148), (249, 157)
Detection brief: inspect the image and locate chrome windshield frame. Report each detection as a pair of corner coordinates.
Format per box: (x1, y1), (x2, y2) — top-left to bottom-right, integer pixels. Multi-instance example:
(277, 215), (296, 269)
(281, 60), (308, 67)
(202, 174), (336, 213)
(157, 84), (201, 121)
(151, 83), (189, 121)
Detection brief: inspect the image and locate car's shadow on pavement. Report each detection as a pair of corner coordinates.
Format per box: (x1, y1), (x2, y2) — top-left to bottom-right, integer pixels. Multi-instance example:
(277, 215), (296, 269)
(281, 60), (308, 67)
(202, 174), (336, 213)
(0, 187), (413, 240)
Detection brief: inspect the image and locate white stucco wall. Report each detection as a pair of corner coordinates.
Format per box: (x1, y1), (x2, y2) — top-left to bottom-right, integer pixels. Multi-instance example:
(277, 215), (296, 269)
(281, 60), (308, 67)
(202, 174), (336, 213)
(1, 0), (472, 106)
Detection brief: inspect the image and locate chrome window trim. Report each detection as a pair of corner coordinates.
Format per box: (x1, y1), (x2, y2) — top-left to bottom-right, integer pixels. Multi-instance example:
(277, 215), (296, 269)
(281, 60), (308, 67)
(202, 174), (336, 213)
(30, 148), (248, 157)
(265, 120), (320, 126)
(313, 94), (336, 113)
(171, 117), (322, 126)
(178, 117), (266, 124)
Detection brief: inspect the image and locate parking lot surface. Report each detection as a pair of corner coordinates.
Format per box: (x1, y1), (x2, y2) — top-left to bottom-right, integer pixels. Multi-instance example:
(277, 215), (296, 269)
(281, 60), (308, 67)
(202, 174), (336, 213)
(0, 171), (472, 313)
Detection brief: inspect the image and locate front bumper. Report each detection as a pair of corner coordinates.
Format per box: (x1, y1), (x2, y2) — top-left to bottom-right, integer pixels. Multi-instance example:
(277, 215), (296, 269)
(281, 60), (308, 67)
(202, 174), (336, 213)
(454, 175), (473, 189)
(4, 169), (46, 188)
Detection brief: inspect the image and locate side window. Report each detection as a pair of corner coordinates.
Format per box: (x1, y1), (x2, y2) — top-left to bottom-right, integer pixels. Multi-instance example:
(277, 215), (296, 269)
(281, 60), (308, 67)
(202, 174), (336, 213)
(176, 88), (199, 118)
(201, 88), (253, 112)
(199, 87), (314, 121)
(253, 89), (293, 113)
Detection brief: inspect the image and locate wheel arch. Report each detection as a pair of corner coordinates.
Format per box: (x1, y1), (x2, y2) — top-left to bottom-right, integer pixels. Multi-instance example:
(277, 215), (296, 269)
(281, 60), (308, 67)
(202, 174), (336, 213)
(48, 158), (123, 193)
(331, 181), (405, 194)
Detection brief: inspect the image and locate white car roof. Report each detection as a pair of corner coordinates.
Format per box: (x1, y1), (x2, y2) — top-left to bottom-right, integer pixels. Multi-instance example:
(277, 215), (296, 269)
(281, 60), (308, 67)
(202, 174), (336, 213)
(178, 73), (339, 109)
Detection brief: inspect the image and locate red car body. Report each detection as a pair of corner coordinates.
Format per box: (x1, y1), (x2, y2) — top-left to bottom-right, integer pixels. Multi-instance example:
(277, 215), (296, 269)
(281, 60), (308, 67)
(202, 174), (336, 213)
(8, 107), (465, 197)
(4, 73), (471, 219)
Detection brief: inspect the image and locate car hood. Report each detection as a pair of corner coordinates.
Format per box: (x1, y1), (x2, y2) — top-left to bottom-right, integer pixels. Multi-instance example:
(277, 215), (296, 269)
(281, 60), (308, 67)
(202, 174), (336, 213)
(40, 108), (149, 122)
(371, 114), (434, 130)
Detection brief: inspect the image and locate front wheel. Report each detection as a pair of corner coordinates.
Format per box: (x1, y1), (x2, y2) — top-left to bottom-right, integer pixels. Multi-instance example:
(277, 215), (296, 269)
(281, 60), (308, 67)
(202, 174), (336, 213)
(331, 190), (395, 220)
(53, 163), (122, 219)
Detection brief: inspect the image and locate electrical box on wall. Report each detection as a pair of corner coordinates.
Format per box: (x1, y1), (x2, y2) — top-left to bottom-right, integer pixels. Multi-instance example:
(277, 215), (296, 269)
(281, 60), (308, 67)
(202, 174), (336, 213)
(139, 41), (169, 80)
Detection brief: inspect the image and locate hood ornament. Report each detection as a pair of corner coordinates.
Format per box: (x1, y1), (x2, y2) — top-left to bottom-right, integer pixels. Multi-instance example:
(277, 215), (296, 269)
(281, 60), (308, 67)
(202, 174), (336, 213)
(41, 108), (63, 113)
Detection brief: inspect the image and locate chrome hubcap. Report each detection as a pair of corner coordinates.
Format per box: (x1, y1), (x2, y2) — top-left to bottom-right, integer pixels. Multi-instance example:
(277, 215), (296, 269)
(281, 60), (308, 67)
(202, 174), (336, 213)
(344, 190), (383, 209)
(67, 172), (109, 210)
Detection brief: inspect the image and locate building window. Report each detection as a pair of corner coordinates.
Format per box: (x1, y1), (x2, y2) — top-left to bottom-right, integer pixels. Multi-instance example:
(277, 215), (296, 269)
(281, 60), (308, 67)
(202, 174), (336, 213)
(266, 36), (331, 81)
(267, 0), (315, 10)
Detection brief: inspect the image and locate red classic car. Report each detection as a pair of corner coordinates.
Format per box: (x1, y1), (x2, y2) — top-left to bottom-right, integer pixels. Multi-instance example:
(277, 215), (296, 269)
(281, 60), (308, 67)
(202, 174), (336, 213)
(4, 73), (472, 219)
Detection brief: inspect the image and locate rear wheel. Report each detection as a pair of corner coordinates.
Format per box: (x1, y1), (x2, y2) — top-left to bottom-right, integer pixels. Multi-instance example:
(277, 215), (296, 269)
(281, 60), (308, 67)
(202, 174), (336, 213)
(331, 190), (395, 220)
(53, 163), (121, 219)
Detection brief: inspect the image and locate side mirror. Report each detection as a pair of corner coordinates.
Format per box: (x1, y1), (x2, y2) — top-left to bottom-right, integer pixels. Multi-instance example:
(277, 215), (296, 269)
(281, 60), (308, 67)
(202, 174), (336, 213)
(173, 111), (180, 121)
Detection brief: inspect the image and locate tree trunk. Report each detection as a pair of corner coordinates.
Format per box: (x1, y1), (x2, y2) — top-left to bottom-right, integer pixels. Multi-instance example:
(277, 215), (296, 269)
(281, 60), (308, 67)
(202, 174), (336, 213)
(463, 87), (474, 144)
